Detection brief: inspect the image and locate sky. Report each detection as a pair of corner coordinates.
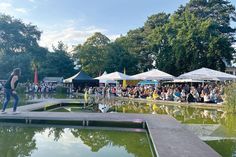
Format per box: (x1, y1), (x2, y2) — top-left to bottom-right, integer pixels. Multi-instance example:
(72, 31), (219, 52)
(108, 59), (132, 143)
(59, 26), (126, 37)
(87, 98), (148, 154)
(0, 0), (236, 50)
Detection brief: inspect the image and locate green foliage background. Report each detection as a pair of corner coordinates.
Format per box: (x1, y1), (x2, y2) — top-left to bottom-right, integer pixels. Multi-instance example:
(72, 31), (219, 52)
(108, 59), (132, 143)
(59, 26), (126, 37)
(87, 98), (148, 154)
(73, 0), (236, 77)
(0, 0), (236, 80)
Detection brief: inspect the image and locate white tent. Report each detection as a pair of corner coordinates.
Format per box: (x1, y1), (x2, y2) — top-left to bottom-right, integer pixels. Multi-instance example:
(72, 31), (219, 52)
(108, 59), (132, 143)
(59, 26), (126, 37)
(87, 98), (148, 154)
(178, 67), (236, 81)
(95, 71), (132, 80)
(130, 69), (175, 80)
(96, 71), (116, 84)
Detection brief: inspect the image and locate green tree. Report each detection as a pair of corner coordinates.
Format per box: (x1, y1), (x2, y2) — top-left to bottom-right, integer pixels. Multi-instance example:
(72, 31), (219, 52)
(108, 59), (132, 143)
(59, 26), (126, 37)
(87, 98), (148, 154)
(0, 14), (41, 54)
(73, 33), (110, 76)
(118, 13), (170, 72)
(103, 42), (138, 75)
(148, 0), (236, 76)
(0, 14), (48, 81)
(39, 41), (75, 79)
(84, 32), (110, 47)
(144, 13), (170, 32)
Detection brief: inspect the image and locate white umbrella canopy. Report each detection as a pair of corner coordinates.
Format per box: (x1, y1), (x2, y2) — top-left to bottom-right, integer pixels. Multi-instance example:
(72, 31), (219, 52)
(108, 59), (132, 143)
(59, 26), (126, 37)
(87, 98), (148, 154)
(95, 71), (133, 81)
(178, 67), (236, 81)
(130, 69), (175, 80)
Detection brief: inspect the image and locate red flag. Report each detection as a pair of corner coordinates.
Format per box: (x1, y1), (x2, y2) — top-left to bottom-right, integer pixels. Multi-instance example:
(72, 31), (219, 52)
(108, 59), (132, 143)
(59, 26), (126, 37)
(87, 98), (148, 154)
(34, 67), (38, 84)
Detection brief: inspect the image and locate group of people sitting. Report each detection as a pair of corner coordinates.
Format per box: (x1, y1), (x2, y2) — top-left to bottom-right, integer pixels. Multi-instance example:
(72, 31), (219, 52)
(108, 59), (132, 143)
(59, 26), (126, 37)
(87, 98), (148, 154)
(87, 83), (224, 104)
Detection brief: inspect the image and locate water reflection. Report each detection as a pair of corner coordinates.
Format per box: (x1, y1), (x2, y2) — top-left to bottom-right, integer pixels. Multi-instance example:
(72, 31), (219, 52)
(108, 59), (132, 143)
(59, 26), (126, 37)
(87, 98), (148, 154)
(23, 93), (81, 100)
(16, 93), (236, 157)
(0, 125), (42, 157)
(0, 124), (152, 157)
(100, 99), (225, 124)
(206, 140), (236, 157)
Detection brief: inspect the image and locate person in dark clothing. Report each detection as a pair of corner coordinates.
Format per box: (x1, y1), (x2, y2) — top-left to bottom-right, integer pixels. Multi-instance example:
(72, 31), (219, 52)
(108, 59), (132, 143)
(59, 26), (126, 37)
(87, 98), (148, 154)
(1, 68), (21, 114)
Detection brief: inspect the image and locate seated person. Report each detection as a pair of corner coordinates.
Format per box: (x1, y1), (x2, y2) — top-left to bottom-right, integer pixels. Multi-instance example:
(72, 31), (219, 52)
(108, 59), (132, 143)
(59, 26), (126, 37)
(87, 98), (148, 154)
(152, 89), (159, 100)
(192, 89), (200, 102)
(203, 93), (214, 103)
(173, 88), (181, 102)
(140, 88), (149, 98)
(187, 92), (195, 102)
(180, 89), (186, 102)
(116, 88), (122, 97)
(166, 89), (174, 101)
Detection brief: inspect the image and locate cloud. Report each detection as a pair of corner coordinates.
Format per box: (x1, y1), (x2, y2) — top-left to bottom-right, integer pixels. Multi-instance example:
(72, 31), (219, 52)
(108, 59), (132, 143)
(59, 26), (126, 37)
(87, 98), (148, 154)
(15, 8), (28, 13)
(0, 2), (12, 11)
(39, 24), (120, 51)
(0, 2), (28, 15)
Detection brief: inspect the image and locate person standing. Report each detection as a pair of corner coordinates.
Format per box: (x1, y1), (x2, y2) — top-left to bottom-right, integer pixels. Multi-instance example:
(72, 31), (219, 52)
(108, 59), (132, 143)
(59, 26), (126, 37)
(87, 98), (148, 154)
(1, 68), (21, 114)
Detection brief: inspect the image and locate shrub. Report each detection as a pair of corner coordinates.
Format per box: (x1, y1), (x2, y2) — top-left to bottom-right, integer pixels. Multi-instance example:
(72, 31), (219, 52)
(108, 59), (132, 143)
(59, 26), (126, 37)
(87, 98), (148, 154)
(224, 83), (236, 113)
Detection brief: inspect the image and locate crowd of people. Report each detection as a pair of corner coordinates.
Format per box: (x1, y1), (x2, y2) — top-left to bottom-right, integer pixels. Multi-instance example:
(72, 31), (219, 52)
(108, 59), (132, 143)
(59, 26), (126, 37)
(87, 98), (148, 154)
(0, 79), (226, 104)
(85, 83), (224, 104)
(25, 82), (57, 93)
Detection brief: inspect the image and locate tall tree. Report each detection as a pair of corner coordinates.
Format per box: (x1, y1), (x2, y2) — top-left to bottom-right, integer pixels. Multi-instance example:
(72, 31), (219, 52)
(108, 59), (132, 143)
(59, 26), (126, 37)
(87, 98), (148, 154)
(0, 14), (41, 54)
(84, 32), (110, 47)
(74, 33), (110, 76)
(119, 13), (171, 72)
(0, 14), (43, 81)
(39, 41), (75, 79)
(103, 42), (138, 75)
(149, 0), (236, 75)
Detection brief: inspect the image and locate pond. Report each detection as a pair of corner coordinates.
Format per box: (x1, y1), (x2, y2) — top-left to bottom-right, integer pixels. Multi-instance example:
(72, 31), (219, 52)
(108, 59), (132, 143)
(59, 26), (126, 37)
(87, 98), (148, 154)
(206, 140), (236, 157)
(0, 123), (153, 157)
(2, 93), (236, 157)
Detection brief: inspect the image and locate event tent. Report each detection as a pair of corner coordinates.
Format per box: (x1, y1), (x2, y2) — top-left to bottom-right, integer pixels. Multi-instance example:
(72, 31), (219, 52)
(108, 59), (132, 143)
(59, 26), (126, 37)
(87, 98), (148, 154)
(95, 71), (132, 80)
(64, 71), (96, 83)
(96, 71), (116, 84)
(63, 71), (99, 89)
(177, 67), (236, 81)
(131, 69), (175, 80)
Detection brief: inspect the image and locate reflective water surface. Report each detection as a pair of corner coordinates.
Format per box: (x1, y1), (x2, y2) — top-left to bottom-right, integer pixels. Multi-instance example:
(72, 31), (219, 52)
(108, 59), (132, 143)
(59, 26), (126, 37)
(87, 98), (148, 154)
(0, 124), (153, 157)
(4, 93), (236, 157)
(206, 140), (236, 157)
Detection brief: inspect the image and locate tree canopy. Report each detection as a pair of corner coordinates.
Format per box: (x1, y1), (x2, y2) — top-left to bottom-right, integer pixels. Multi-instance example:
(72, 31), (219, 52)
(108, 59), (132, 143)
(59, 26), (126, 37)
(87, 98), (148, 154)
(1, 0), (236, 81)
(73, 0), (236, 76)
(0, 14), (75, 81)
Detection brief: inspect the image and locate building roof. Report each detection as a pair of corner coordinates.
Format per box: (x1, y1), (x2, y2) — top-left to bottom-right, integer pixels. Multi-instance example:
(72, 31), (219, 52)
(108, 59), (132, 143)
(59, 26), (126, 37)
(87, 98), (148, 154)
(43, 77), (63, 83)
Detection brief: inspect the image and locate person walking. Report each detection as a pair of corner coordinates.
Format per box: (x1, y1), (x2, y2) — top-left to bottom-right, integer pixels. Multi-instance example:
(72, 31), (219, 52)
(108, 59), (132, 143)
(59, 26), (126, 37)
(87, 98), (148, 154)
(1, 68), (21, 114)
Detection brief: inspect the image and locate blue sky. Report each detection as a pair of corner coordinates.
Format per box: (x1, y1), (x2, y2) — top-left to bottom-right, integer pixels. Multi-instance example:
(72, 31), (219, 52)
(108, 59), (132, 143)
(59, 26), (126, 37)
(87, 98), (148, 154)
(0, 0), (235, 50)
